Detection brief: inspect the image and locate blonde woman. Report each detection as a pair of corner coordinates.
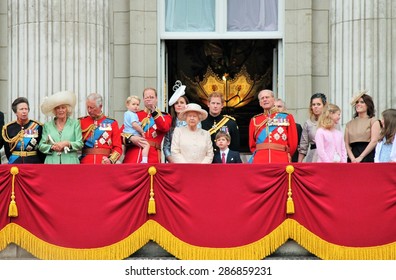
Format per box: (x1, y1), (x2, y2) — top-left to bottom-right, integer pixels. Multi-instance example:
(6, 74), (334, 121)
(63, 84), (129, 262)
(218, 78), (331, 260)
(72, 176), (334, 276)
(39, 91), (83, 164)
(315, 104), (347, 163)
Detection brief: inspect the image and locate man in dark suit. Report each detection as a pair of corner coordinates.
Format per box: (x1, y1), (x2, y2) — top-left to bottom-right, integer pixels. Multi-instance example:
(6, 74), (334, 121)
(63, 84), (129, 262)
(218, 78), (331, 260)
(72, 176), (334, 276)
(201, 92), (240, 153)
(212, 131), (243, 163)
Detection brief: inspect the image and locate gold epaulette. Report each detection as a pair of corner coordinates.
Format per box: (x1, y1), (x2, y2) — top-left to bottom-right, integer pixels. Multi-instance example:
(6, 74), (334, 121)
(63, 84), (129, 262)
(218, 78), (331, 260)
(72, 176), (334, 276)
(1, 122), (24, 151)
(78, 115), (89, 120)
(1, 122), (14, 142)
(253, 113), (264, 119)
(2, 120), (17, 130)
(30, 120), (43, 126)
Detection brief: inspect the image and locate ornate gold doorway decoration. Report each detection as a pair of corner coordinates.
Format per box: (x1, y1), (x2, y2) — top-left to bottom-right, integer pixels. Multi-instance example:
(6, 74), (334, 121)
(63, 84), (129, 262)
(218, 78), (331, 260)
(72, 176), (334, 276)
(183, 65), (266, 108)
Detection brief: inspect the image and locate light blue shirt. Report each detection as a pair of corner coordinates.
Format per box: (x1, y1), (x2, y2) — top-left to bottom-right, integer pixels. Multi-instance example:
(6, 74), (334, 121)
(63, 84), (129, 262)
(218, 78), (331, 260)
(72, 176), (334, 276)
(123, 110), (140, 135)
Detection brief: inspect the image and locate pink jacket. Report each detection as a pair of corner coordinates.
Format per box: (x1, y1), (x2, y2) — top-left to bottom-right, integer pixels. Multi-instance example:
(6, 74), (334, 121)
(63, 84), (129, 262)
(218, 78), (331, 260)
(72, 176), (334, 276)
(315, 128), (347, 162)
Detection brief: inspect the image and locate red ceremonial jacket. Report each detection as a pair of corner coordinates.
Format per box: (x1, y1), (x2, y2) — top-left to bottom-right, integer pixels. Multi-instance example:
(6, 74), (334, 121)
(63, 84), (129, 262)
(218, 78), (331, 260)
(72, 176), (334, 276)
(248, 107), (298, 163)
(80, 115), (122, 164)
(123, 108), (172, 163)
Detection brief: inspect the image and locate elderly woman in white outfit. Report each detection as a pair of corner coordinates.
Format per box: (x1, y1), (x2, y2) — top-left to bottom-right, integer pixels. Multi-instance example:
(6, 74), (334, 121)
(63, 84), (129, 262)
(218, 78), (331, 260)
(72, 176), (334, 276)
(171, 103), (213, 163)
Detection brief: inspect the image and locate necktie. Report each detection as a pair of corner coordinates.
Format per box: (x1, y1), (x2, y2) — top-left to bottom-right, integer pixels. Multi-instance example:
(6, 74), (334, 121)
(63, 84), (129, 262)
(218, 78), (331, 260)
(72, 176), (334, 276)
(221, 152), (226, 164)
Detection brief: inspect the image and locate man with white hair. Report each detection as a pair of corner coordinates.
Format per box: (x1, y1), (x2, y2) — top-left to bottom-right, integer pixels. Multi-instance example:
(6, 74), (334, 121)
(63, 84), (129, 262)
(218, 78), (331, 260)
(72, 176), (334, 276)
(79, 92), (122, 164)
(248, 90), (298, 163)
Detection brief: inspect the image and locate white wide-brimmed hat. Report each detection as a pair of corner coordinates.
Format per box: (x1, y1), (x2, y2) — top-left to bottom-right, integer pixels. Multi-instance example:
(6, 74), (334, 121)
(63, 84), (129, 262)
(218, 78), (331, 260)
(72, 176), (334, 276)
(41, 90), (76, 116)
(350, 90), (368, 105)
(169, 80), (186, 106)
(179, 103), (208, 121)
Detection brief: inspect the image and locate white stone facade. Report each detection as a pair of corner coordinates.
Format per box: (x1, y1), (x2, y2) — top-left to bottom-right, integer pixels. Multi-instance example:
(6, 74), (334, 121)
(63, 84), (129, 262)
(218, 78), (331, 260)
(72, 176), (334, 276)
(1, 0), (396, 260)
(0, 0), (394, 128)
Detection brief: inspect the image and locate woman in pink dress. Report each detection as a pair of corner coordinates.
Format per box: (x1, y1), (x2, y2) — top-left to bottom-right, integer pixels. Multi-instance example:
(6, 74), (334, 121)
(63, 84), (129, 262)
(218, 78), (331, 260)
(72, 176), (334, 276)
(315, 104), (347, 163)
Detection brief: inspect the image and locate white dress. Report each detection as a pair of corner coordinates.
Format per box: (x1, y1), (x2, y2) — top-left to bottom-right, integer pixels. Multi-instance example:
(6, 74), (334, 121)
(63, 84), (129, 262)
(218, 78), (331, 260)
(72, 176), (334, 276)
(171, 126), (214, 163)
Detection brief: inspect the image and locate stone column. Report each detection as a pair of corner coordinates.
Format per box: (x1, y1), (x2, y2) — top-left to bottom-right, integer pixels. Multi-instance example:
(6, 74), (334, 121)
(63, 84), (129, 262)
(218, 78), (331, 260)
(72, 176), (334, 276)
(8, 0), (110, 121)
(330, 0), (396, 123)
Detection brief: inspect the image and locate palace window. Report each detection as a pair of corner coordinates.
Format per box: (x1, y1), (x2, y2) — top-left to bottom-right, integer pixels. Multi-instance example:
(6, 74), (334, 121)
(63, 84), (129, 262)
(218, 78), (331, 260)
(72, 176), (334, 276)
(163, 0), (279, 36)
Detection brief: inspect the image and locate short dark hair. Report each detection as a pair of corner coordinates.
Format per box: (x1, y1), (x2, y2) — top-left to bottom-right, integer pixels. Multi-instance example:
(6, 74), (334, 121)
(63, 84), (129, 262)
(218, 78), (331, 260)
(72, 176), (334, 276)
(12, 97), (30, 113)
(310, 93), (327, 105)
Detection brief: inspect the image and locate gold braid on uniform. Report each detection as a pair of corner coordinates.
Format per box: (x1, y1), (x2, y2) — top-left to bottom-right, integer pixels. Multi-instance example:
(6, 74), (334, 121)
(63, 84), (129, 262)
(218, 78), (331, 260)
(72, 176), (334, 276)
(224, 114), (236, 121)
(109, 151), (121, 164)
(208, 116), (230, 135)
(152, 109), (163, 120)
(81, 124), (96, 141)
(141, 117), (150, 130)
(140, 108), (151, 129)
(252, 107), (280, 139)
(141, 108), (163, 128)
(2, 127), (24, 153)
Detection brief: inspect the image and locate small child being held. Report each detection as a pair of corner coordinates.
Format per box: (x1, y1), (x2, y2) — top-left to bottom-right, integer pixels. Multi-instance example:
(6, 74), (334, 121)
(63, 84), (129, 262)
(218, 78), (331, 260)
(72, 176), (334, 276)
(212, 131), (243, 163)
(374, 108), (396, 162)
(123, 96), (150, 163)
(315, 103), (347, 162)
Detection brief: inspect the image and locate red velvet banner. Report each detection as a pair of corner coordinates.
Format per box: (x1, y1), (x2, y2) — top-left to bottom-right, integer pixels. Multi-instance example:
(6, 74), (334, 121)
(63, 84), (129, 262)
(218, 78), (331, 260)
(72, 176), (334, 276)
(1, 163), (396, 259)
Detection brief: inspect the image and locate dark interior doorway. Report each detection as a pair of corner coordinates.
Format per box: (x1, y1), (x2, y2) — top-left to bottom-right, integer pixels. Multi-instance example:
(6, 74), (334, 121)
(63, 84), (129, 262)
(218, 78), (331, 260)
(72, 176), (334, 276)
(166, 39), (278, 153)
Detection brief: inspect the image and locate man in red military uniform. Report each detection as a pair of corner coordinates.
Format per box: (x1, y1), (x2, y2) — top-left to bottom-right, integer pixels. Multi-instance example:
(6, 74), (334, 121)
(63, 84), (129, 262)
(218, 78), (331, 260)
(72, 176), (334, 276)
(80, 93), (122, 164)
(248, 89), (298, 163)
(123, 87), (172, 163)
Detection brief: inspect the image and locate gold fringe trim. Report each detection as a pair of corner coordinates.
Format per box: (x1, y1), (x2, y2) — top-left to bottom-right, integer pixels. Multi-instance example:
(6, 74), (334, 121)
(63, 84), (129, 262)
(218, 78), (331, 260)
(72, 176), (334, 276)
(0, 226), (8, 252)
(2, 220), (396, 259)
(147, 166), (157, 214)
(287, 219), (396, 260)
(8, 166), (19, 217)
(1, 223), (149, 260)
(285, 165), (295, 214)
(149, 220), (289, 260)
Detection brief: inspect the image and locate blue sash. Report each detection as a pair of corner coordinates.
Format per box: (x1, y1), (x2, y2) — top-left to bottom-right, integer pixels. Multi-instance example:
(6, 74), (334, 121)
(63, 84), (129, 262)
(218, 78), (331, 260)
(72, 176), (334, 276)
(248, 113), (287, 163)
(9, 121), (39, 163)
(142, 117), (155, 132)
(85, 118), (115, 148)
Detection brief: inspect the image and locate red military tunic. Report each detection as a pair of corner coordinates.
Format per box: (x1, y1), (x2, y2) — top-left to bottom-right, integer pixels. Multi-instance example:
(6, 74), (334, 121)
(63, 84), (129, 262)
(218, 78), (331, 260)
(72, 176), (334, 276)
(123, 108), (172, 163)
(80, 115), (122, 164)
(249, 107), (298, 163)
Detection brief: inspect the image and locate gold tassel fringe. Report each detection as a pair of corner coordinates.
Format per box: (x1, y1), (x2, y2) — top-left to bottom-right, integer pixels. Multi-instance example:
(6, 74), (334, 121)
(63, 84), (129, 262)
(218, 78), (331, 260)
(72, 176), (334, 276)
(2, 220), (396, 260)
(147, 166), (157, 214)
(286, 165), (295, 214)
(286, 198), (294, 214)
(148, 198), (156, 215)
(8, 201), (18, 218)
(8, 166), (19, 217)
(2, 165), (396, 260)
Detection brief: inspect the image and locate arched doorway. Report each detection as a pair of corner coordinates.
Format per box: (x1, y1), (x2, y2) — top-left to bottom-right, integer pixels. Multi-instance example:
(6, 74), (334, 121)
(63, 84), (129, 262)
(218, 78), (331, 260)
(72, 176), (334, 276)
(166, 39), (278, 152)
